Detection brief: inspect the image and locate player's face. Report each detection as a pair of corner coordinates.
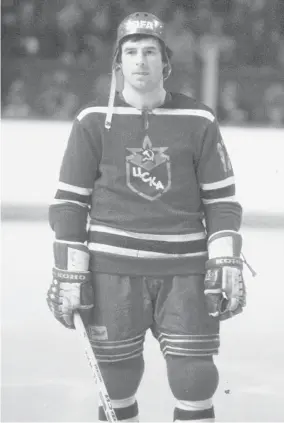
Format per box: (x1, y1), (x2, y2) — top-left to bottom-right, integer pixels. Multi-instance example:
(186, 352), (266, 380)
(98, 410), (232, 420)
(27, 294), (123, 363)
(120, 38), (164, 92)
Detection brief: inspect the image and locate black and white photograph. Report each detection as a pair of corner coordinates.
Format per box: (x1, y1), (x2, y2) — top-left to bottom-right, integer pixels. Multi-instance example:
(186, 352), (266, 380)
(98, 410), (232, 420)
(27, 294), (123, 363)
(1, 1), (284, 422)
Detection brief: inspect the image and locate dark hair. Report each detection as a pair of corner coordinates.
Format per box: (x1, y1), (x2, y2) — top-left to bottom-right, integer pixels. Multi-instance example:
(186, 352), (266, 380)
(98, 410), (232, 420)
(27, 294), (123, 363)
(116, 34), (172, 64)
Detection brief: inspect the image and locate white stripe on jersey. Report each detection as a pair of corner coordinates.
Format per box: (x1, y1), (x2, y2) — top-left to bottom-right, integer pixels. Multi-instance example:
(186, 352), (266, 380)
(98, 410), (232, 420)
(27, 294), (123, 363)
(77, 106), (215, 123)
(153, 108), (214, 121)
(200, 176), (235, 190)
(202, 196), (237, 204)
(54, 239), (86, 246)
(77, 106), (140, 120)
(207, 229), (239, 243)
(53, 199), (89, 208)
(89, 225), (206, 242)
(58, 181), (93, 196)
(88, 243), (207, 258)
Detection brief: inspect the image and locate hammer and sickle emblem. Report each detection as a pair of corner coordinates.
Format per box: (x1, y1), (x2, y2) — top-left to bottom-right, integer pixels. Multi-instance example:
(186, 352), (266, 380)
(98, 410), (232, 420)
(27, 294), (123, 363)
(142, 149), (155, 162)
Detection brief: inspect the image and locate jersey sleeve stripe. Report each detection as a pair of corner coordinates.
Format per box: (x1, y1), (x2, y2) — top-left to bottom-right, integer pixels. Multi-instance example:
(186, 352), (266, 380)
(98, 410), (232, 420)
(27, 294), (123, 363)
(202, 196), (237, 204)
(55, 189), (91, 205)
(58, 181), (93, 196)
(201, 184), (235, 200)
(53, 199), (89, 208)
(200, 176), (235, 190)
(54, 239), (87, 246)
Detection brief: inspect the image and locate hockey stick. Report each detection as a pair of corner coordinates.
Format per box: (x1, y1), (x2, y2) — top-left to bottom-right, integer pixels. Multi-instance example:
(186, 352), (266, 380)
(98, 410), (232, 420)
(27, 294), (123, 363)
(73, 312), (117, 422)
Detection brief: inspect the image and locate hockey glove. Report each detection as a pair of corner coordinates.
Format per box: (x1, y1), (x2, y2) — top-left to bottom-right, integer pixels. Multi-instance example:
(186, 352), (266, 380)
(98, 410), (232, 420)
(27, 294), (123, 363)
(204, 231), (246, 321)
(46, 241), (94, 329)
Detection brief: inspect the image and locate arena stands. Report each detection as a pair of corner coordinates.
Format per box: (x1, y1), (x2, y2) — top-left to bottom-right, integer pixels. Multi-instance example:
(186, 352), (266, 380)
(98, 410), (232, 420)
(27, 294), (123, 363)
(2, 0), (284, 125)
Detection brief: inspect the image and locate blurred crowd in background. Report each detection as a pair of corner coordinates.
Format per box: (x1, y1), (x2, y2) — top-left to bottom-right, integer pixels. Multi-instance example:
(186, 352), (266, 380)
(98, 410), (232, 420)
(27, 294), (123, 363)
(2, 0), (284, 125)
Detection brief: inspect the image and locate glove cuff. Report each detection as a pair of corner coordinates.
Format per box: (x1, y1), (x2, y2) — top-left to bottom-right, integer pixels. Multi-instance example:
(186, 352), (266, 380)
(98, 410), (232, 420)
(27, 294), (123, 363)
(53, 240), (90, 271)
(208, 230), (242, 259)
(206, 257), (243, 270)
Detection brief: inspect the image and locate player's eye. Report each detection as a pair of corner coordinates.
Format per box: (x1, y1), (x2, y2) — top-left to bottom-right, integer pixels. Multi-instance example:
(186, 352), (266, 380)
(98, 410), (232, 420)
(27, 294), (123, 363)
(145, 49), (157, 55)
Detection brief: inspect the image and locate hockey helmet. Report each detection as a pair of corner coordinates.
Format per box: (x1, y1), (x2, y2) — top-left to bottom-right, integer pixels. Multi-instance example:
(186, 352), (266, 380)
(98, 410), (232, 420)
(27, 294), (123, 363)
(117, 12), (167, 46)
(113, 12), (171, 79)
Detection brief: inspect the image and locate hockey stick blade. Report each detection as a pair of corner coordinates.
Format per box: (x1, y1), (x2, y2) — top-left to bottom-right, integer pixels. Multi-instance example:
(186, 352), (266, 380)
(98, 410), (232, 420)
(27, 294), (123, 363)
(73, 312), (117, 422)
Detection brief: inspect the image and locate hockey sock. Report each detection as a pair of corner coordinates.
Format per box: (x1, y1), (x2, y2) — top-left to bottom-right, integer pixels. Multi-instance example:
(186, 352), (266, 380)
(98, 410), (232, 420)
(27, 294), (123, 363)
(173, 398), (215, 422)
(98, 395), (139, 422)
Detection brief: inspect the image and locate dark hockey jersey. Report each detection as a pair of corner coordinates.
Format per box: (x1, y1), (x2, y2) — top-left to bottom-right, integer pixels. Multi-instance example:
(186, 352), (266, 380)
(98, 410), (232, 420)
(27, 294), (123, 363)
(49, 92), (242, 275)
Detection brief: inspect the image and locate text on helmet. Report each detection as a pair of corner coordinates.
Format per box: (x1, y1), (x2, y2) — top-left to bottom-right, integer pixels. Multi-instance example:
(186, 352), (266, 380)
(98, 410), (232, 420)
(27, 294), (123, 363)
(126, 20), (159, 32)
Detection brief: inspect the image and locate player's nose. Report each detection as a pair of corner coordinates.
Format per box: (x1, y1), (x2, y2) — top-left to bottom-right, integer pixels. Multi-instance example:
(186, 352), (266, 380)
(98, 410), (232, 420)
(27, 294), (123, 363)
(135, 51), (146, 66)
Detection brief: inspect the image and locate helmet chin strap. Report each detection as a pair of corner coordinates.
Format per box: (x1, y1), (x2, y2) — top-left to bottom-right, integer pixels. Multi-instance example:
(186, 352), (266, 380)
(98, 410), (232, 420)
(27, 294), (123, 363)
(105, 67), (117, 130)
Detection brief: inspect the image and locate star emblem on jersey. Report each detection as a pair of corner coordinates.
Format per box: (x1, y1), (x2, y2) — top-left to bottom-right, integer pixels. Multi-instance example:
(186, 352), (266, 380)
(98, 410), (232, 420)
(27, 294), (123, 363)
(126, 135), (171, 201)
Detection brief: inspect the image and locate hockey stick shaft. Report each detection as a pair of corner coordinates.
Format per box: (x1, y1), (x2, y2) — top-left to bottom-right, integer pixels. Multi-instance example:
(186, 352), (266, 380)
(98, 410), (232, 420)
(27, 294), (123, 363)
(73, 312), (117, 422)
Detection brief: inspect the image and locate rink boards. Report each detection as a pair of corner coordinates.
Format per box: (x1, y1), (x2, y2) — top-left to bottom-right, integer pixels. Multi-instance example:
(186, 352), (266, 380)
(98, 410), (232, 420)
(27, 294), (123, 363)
(1, 120), (284, 222)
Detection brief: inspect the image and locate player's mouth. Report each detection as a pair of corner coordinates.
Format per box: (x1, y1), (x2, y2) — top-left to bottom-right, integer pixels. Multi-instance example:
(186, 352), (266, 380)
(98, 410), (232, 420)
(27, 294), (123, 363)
(133, 71), (149, 76)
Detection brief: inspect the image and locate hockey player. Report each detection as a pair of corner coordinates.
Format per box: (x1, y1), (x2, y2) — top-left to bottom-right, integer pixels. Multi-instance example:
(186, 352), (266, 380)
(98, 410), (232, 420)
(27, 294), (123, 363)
(47, 12), (246, 422)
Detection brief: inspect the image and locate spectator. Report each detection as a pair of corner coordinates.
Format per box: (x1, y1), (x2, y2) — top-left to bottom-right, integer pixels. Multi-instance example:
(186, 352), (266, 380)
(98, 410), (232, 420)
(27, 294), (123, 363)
(1, 7), (19, 56)
(165, 8), (196, 69)
(56, 1), (84, 64)
(2, 79), (32, 118)
(277, 36), (284, 69)
(218, 80), (248, 124)
(264, 83), (284, 126)
(36, 70), (79, 119)
(92, 74), (111, 101)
